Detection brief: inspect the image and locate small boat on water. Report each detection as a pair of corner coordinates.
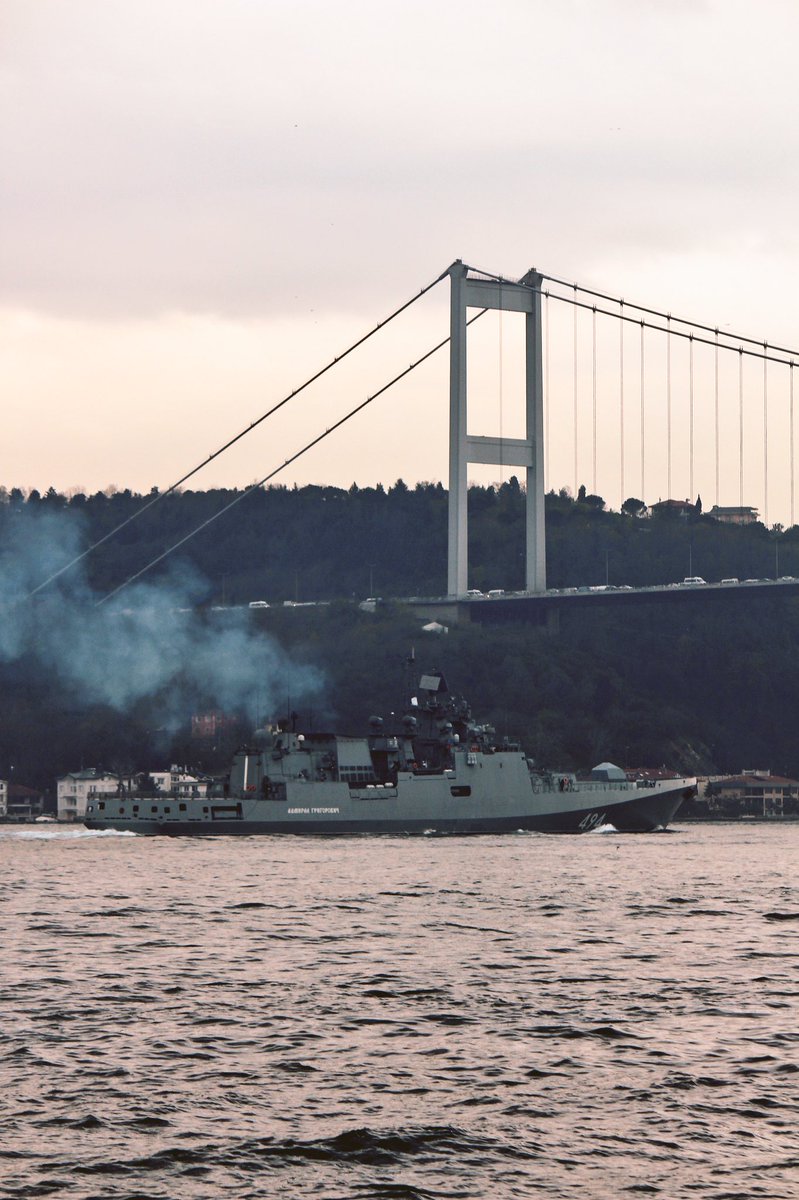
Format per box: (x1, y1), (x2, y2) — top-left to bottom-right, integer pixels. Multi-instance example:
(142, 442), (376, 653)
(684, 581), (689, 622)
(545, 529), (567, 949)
(83, 671), (696, 837)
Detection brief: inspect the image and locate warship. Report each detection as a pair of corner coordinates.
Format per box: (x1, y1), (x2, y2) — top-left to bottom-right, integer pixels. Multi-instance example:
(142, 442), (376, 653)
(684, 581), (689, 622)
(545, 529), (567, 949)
(83, 671), (695, 836)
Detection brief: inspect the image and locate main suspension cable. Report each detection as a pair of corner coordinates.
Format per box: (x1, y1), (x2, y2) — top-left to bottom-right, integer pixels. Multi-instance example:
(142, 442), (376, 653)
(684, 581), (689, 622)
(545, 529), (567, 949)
(28, 269), (450, 598)
(468, 262), (799, 362)
(97, 309), (488, 606)
(541, 287), (796, 371)
(462, 263), (799, 368)
(463, 263), (799, 517)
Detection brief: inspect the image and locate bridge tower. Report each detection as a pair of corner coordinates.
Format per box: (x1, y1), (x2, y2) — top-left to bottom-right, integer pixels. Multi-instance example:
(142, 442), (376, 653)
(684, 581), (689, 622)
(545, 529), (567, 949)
(447, 262), (546, 596)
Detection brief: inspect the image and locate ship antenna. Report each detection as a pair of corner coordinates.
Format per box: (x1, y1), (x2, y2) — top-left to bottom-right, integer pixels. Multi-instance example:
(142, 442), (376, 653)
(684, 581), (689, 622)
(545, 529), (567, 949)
(404, 647), (416, 707)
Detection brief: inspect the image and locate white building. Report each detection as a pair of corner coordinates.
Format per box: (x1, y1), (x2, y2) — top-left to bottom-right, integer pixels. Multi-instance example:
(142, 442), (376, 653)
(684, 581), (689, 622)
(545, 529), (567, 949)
(57, 769), (131, 822)
(0, 779), (7, 818)
(147, 766), (211, 798)
(57, 766), (211, 820)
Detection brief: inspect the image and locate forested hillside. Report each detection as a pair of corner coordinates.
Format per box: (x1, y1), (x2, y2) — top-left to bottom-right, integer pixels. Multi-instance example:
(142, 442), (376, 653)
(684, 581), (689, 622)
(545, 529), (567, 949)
(2, 480), (799, 797)
(1, 480), (797, 602)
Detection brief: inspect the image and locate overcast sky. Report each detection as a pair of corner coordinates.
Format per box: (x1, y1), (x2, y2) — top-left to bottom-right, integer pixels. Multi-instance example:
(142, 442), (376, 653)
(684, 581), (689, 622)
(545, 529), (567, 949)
(4, 0), (799, 519)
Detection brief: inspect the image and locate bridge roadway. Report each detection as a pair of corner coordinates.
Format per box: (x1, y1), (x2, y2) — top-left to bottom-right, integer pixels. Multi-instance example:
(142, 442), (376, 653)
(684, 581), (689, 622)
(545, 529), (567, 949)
(405, 577), (799, 628)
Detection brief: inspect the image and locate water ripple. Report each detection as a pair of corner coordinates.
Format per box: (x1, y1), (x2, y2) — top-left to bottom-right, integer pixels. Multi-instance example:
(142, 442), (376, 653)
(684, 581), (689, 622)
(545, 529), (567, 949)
(1, 823), (797, 1199)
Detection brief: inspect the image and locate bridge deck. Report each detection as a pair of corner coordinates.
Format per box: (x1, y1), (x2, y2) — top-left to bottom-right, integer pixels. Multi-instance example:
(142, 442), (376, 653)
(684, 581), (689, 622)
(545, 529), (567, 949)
(405, 578), (799, 625)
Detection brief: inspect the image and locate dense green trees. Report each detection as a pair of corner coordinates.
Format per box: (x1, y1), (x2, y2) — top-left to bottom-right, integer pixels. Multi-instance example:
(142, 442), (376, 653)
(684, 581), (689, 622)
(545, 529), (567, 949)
(3, 480), (799, 798)
(4, 477), (796, 602)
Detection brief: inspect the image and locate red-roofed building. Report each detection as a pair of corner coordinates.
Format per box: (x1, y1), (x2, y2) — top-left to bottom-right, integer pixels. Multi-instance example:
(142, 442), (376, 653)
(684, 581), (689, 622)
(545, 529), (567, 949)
(6, 783), (46, 821)
(706, 770), (799, 817)
(191, 711), (238, 740)
(650, 498), (696, 519)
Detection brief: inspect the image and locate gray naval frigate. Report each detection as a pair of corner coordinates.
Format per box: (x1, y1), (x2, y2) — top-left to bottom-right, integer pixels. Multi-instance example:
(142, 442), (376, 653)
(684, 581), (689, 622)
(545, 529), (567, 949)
(83, 671), (696, 836)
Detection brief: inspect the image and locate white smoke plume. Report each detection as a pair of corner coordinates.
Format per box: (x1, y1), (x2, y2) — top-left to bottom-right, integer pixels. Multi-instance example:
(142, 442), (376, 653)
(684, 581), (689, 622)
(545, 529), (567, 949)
(0, 508), (324, 724)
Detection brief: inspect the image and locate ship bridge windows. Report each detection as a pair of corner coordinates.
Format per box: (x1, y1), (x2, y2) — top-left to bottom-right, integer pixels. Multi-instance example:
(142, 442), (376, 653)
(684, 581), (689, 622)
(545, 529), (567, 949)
(341, 766), (377, 785)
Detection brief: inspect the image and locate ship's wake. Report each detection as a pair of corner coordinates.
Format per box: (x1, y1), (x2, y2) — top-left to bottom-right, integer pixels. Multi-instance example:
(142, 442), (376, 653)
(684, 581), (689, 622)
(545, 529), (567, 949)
(4, 826), (138, 840)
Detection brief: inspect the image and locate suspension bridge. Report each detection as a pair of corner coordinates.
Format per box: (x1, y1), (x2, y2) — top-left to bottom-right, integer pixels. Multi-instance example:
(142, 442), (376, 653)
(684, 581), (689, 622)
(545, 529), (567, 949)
(32, 259), (799, 607)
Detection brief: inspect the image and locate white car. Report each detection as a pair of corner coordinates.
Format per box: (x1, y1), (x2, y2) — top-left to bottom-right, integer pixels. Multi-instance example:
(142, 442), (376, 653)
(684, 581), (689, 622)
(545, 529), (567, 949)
(682, 577), (706, 586)
(486, 589), (506, 598)
(248, 600), (270, 609)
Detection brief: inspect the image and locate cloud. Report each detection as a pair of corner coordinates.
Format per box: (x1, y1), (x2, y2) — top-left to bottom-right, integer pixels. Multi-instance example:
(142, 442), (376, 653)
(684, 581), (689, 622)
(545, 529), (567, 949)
(4, 0), (799, 319)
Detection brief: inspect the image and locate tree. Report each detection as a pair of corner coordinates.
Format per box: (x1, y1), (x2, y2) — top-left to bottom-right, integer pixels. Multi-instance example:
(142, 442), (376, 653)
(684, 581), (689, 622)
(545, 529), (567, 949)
(622, 497), (647, 517)
(583, 494), (606, 512)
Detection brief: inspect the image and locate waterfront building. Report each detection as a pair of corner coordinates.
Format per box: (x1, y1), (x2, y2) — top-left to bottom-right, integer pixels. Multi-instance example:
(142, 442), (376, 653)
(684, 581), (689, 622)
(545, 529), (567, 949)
(6, 784), (45, 820)
(57, 769), (132, 822)
(705, 770), (799, 817)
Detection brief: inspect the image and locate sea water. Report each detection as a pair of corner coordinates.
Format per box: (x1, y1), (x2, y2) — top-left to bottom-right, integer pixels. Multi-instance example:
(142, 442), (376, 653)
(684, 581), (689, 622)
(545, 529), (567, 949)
(1, 823), (797, 1199)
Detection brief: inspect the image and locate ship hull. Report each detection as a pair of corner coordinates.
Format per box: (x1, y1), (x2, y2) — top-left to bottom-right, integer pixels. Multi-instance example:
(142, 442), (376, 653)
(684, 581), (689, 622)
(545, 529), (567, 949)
(83, 777), (694, 837)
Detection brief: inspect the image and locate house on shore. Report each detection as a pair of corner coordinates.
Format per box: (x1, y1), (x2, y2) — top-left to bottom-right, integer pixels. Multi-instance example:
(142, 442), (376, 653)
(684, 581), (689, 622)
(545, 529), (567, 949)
(57, 769), (133, 822)
(704, 769), (799, 817)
